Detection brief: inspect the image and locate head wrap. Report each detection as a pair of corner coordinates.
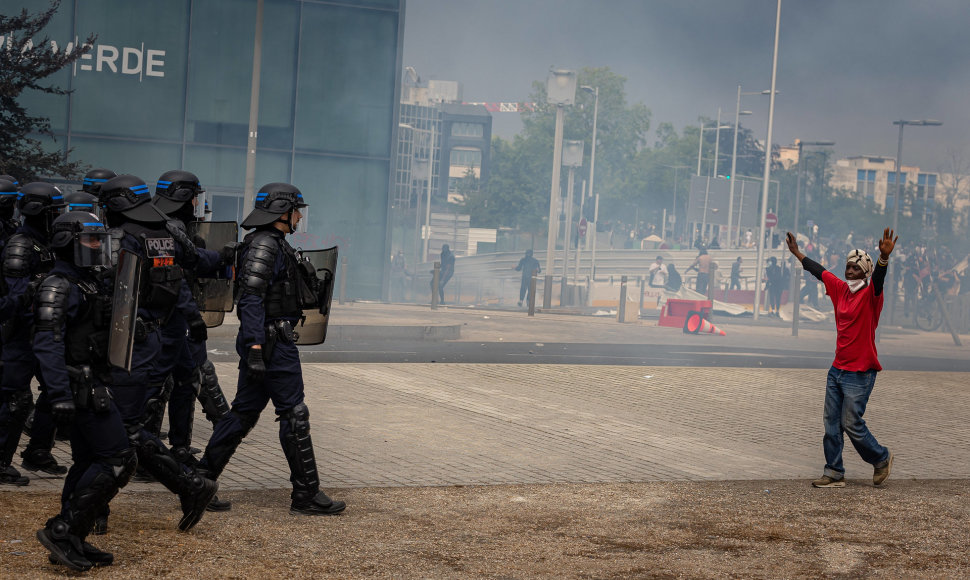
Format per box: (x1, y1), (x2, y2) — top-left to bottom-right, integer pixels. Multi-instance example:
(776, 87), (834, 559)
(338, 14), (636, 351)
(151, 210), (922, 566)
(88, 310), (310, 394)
(846, 249), (873, 278)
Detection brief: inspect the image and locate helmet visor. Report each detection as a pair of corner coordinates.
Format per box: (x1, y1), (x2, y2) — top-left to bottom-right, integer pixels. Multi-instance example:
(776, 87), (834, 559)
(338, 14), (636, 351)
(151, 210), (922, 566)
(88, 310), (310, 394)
(294, 205), (309, 234)
(74, 231), (111, 268)
(193, 190), (207, 219)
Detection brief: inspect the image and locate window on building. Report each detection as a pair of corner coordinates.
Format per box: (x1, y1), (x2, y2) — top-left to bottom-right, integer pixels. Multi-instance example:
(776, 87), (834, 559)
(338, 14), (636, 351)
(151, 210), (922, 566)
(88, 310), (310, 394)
(885, 171), (905, 209)
(450, 147), (482, 168)
(917, 173), (936, 204)
(857, 169), (876, 201)
(451, 122), (484, 137)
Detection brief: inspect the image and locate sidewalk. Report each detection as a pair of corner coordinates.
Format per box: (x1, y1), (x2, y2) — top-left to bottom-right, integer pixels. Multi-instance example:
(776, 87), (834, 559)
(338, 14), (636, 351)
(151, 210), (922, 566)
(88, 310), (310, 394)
(16, 301), (970, 493)
(4, 301), (969, 578)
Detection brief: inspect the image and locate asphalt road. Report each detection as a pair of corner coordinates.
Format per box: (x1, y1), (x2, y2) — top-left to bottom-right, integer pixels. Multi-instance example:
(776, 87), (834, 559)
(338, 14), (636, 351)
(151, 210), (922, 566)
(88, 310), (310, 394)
(203, 336), (970, 371)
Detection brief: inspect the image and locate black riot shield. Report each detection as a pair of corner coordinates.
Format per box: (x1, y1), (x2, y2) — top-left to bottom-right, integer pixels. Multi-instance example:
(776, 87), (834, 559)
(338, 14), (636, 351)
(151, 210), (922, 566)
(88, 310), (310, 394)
(187, 220), (237, 327)
(108, 249), (142, 371)
(295, 246), (338, 345)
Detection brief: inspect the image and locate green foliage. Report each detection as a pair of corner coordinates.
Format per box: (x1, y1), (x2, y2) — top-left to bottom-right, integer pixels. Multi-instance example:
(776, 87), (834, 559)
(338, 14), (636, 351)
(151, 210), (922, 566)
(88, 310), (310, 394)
(0, 0), (93, 181)
(465, 67), (651, 235)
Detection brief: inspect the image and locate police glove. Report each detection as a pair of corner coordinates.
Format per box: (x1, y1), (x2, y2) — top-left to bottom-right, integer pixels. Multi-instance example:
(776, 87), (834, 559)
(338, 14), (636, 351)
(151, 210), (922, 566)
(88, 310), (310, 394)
(187, 315), (208, 343)
(18, 280), (40, 311)
(51, 399), (76, 426)
(246, 347), (266, 382)
(218, 242), (241, 268)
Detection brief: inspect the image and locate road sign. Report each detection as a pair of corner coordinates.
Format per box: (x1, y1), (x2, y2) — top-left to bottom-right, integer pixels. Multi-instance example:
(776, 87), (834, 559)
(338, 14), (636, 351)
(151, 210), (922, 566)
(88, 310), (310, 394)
(765, 212), (778, 228)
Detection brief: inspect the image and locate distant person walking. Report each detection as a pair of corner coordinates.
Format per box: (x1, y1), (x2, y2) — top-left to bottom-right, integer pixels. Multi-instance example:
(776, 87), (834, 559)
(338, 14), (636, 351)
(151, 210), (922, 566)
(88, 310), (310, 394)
(513, 249), (541, 307)
(431, 244), (455, 304)
(785, 228), (897, 489)
(729, 257), (743, 291)
(765, 257), (784, 316)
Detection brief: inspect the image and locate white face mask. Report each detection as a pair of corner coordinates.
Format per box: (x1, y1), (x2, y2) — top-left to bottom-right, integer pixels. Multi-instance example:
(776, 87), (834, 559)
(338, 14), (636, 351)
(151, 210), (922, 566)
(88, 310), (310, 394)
(847, 278), (868, 293)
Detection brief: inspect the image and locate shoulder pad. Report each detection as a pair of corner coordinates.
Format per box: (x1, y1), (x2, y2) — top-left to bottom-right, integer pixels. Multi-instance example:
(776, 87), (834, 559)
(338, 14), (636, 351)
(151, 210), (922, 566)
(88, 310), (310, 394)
(33, 275), (73, 335)
(2, 234), (36, 278)
(239, 234), (280, 296)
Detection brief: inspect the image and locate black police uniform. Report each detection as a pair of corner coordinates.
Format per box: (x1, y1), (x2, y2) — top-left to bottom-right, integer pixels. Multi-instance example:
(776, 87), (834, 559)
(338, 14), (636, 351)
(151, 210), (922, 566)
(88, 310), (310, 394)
(145, 171), (230, 462)
(199, 183), (345, 515)
(0, 183), (67, 484)
(33, 213), (135, 571)
(98, 174), (217, 531)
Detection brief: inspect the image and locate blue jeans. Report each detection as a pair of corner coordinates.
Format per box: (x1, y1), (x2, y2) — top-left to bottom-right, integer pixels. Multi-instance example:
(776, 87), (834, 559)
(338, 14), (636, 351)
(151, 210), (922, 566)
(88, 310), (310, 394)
(822, 366), (890, 479)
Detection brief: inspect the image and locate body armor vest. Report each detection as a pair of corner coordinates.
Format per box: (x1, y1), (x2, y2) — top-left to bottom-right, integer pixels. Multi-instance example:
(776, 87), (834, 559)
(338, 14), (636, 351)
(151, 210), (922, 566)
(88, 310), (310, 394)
(116, 223), (184, 312)
(240, 230), (315, 320)
(63, 277), (112, 369)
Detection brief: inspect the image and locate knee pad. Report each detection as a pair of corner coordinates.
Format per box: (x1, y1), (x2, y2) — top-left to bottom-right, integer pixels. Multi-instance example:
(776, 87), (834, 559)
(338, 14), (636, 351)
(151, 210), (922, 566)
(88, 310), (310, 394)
(109, 448), (138, 487)
(6, 390), (34, 421)
(279, 403), (311, 439)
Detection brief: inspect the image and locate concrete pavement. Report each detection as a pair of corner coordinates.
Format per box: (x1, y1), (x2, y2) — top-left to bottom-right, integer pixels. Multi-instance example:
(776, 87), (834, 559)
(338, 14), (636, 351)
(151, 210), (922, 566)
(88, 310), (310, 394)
(11, 301), (970, 493)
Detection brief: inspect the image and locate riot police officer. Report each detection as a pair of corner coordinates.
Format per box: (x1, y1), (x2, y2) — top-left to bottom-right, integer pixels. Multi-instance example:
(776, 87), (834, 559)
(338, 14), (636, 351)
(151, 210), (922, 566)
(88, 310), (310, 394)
(33, 211), (135, 572)
(199, 183), (346, 515)
(97, 174), (217, 530)
(0, 182), (67, 485)
(147, 171), (232, 487)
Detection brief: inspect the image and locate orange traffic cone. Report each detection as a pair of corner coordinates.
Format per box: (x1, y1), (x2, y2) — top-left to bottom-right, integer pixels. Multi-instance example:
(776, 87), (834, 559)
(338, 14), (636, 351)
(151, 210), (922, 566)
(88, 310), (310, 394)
(683, 311), (726, 336)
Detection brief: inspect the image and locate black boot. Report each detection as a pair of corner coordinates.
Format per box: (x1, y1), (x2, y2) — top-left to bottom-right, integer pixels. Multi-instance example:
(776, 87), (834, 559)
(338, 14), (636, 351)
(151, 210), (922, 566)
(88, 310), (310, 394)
(36, 517), (92, 572)
(206, 495), (232, 512)
(0, 463), (29, 486)
(21, 448), (68, 476)
(279, 404), (345, 516)
(177, 472), (219, 531)
(48, 541), (113, 566)
(290, 490), (346, 516)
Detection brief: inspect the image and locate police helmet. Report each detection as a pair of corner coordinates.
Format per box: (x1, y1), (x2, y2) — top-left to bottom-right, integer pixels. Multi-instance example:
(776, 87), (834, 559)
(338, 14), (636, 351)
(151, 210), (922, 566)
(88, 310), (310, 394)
(99, 174), (168, 223)
(50, 211), (111, 268)
(82, 168), (117, 195)
(17, 182), (67, 216)
(240, 182), (307, 229)
(152, 169), (203, 215)
(64, 190), (100, 214)
(0, 174), (18, 186)
(0, 178), (18, 209)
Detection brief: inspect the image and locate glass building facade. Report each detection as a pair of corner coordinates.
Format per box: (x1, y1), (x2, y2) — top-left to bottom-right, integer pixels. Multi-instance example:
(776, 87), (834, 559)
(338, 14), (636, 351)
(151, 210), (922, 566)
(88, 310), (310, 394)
(2, 0), (404, 299)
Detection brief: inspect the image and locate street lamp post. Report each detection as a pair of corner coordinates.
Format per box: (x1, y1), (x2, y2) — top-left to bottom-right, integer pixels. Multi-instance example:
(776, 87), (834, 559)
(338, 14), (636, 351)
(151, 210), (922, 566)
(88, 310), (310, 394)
(727, 84), (758, 248)
(580, 85), (599, 286)
(421, 117), (437, 263)
(790, 140), (835, 336)
(753, 0), (781, 322)
(887, 118), (942, 323)
(663, 164), (687, 243)
(561, 140), (585, 294)
(544, 69), (577, 309)
(697, 121), (730, 241)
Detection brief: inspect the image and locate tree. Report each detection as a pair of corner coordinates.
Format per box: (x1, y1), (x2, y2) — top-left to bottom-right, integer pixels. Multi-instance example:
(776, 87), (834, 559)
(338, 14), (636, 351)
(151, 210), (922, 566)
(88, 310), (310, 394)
(468, 67), (651, 236)
(0, 1), (93, 181)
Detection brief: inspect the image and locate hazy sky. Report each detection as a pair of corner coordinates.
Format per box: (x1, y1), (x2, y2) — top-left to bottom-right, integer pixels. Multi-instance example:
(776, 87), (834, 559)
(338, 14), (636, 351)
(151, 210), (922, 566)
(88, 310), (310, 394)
(403, 0), (970, 171)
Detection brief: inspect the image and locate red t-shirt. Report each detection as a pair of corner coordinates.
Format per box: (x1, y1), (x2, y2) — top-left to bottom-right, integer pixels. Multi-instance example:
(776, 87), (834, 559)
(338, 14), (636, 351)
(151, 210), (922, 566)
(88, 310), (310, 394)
(822, 271), (883, 372)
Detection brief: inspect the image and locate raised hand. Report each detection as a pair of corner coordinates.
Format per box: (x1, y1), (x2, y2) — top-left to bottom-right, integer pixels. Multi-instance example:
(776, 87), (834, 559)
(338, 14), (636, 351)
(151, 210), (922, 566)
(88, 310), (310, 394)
(878, 228), (898, 258)
(785, 232), (804, 260)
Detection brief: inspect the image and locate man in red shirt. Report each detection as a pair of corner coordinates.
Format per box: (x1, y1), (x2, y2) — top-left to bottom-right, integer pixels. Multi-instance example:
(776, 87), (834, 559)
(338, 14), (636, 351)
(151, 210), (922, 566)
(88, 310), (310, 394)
(785, 228), (897, 488)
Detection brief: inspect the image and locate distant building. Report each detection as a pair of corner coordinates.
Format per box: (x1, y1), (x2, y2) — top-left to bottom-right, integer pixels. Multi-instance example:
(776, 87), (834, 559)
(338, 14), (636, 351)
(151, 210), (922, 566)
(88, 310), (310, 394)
(396, 68), (492, 210)
(831, 156), (937, 219)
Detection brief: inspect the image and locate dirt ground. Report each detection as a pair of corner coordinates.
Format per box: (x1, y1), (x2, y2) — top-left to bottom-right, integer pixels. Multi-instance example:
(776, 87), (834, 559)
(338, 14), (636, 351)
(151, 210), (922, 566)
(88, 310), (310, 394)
(2, 479), (969, 579)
